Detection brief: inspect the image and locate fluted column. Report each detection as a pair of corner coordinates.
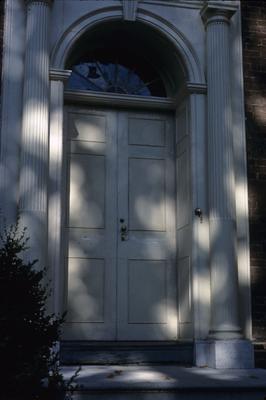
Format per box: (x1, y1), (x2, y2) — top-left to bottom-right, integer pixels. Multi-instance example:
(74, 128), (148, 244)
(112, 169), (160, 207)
(201, 3), (242, 339)
(19, 0), (52, 264)
(49, 69), (71, 314)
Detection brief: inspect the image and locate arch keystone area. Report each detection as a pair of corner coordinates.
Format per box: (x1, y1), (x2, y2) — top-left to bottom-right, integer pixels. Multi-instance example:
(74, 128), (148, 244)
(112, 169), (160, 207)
(51, 6), (205, 86)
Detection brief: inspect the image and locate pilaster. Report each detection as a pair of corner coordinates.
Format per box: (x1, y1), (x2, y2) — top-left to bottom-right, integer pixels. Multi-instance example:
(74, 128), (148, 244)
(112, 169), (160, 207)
(19, 0), (52, 264)
(198, 1), (254, 368)
(201, 1), (241, 340)
(49, 69), (71, 314)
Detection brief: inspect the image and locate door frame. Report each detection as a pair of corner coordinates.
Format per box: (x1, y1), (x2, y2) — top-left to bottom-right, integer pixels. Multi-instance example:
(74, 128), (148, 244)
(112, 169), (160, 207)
(63, 102), (178, 340)
(48, 7), (213, 342)
(48, 84), (209, 342)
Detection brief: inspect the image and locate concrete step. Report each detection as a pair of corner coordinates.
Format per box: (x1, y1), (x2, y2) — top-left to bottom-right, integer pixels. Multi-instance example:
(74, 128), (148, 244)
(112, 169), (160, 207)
(60, 341), (193, 365)
(62, 365), (266, 400)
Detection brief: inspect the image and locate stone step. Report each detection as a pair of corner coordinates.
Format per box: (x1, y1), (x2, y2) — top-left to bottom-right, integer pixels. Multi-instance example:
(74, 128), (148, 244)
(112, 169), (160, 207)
(60, 341), (194, 365)
(62, 365), (266, 400)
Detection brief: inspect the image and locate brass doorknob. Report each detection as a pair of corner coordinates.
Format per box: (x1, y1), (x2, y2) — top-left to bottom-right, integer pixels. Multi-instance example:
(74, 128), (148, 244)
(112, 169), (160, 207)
(194, 208), (203, 223)
(120, 220), (128, 241)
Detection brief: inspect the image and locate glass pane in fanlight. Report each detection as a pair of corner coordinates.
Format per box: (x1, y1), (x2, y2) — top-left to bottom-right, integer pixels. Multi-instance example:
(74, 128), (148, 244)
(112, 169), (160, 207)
(66, 62), (153, 96)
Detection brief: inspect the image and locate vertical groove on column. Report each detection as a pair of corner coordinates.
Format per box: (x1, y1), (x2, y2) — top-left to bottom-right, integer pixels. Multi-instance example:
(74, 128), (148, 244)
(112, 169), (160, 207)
(207, 21), (236, 220)
(205, 12), (241, 338)
(18, 0), (51, 265)
(0, 1), (14, 218)
(20, 2), (49, 212)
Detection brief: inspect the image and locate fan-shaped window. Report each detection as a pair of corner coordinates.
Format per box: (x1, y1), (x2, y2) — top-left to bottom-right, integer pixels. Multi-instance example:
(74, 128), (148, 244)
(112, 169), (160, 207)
(65, 21), (186, 98)
(67, 61), (157, 96)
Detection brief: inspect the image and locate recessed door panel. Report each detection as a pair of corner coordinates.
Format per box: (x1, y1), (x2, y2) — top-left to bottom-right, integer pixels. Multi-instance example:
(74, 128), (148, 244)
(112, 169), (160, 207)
(129, 158), (166, 231)
(69, 113), (106, 142)
(128, 117), (165, 147)
(69, 154), (105, 229)
(67, 258), (105, 323)
(128, 259), (167, 324)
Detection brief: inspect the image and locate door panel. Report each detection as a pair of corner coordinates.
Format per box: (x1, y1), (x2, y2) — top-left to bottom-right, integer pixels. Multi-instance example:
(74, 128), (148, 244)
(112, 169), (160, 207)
(69, 112), (106, 143)
(69, 153), (105, 229)
(64, 107), (177, 341)
(129, 158), (166, 231)
(64, 109), (117, 340)
(128, 260), (167, 324)
(67, 258), (105, 323)
(128, 117), (165, 147)
(117, 112), (177, 340)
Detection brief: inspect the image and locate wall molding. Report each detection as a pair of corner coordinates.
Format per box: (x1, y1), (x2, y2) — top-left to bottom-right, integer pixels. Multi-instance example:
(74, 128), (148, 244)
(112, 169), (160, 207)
(64, 89), (176, 110)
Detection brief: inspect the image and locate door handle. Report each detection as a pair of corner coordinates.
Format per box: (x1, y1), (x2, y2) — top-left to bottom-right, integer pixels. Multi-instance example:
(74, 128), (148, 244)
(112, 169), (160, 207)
(120, 219), (128, 241)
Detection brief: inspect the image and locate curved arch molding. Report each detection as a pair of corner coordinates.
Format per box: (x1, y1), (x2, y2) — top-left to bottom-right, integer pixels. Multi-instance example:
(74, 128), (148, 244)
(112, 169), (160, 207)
(50, 6), (205, 85)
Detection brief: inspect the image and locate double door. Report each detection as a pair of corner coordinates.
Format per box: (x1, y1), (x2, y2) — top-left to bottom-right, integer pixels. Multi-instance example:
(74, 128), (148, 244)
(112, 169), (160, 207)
(64, 106), (178, 340)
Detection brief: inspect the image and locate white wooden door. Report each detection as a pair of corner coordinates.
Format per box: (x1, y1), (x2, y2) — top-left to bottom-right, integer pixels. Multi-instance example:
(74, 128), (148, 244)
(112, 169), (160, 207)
(64, 108), (117, 340)
(64, 106), (177, 341)
(117, 112), (177, 340)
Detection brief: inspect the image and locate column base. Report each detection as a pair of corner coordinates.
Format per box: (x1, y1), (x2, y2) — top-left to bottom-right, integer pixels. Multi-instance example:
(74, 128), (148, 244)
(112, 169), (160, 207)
(194, 339), (254, 369)
(208, 329), (243, 340)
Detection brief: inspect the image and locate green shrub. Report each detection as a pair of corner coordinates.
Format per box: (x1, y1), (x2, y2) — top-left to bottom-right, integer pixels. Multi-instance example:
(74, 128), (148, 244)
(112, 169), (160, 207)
(0, 220), (64, 399)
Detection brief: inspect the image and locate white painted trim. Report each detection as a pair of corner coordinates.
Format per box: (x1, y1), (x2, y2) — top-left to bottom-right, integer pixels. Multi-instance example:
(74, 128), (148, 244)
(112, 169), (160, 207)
(64, 90), (176, 110)
(49, 78), (66, 316)
(176, 83), (207, 105)
(50, 68), (72, 81)
(48, 69), (72, 315)
(201, 1), (238, 23)
(189, 91), (210, 339)
(186, 83), (207, 94)
(141, 0), (204, 9)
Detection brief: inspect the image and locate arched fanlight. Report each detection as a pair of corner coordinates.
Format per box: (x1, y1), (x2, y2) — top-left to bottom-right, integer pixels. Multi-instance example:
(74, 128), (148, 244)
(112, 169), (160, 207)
(66, 61), (162, 97)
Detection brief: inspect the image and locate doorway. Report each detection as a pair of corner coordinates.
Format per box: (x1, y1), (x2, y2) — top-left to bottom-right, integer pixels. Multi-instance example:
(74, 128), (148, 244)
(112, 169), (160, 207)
(63, 105), (178, 341)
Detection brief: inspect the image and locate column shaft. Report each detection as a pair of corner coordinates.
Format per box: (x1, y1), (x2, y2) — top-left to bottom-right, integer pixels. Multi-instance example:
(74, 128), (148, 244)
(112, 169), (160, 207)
(204, 10), (242, 339)
(19, 0), (51, 264)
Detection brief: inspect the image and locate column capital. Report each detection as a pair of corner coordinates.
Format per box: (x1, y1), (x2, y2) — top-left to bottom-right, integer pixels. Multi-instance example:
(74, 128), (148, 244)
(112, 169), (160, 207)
(50, 68), (72, 82)
(25, 0), (53, 6)
(200, 1), (237, 26)
(176, 82), (207, 103)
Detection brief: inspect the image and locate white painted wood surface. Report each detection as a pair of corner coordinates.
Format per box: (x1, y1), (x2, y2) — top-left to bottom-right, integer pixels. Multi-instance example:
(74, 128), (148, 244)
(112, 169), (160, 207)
(65, 108), (117, 340)
(202, 3), (242, 340)
(64, 107), (177, 340)
(176, 101), (193, 338)
(117, 111), (177, 340)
